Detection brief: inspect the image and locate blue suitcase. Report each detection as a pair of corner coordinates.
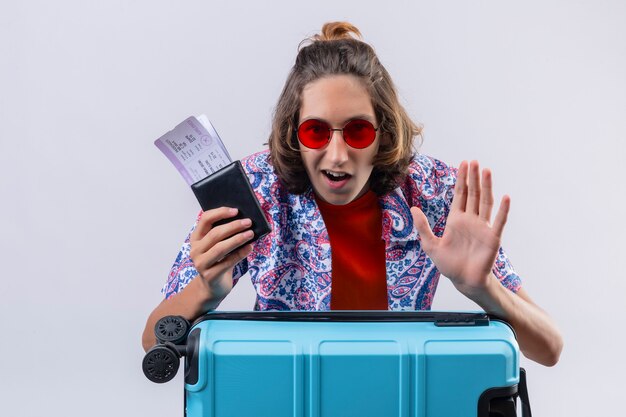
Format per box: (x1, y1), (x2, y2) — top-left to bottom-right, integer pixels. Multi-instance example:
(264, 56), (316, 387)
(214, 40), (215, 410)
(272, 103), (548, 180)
(143, 311), (531, 417)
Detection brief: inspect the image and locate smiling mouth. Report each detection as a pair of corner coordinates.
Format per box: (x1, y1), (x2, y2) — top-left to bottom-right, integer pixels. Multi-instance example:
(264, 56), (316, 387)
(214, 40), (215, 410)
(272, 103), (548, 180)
(323, 170), (351, 182)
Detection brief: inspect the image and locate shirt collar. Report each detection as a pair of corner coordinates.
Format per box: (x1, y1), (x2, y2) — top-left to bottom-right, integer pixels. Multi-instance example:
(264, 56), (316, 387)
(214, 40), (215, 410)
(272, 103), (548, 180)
(299, 186), (420, 243)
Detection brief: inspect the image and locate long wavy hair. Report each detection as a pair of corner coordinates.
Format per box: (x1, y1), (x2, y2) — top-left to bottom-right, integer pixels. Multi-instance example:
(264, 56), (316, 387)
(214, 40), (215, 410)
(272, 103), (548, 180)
(268, 21), (422, 195)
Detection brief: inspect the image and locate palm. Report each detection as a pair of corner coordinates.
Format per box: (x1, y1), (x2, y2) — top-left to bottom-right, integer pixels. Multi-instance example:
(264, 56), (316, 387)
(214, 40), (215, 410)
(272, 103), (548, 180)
(411, 161), (510, 295)
(429, 207), (502, 289)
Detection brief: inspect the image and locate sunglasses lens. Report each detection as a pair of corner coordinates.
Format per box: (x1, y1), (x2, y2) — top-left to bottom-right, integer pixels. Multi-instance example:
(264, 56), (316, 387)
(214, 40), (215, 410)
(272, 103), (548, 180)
(298, 119), (329, 149)
(343, 119), (377, 148)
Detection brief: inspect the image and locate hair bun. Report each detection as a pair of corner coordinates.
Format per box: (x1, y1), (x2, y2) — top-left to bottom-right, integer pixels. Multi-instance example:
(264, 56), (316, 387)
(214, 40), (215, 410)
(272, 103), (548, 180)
(314, 21), (362, 41)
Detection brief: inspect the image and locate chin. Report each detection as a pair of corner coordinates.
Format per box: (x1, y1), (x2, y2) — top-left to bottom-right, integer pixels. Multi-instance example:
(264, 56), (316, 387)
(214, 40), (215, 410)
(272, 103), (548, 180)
(311, 175), (370, 205)
(327, 196), (353, 205)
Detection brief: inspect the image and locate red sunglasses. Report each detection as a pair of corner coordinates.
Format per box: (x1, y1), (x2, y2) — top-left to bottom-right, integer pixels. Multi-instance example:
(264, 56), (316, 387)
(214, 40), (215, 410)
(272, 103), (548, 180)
(297, 118), (379, 149)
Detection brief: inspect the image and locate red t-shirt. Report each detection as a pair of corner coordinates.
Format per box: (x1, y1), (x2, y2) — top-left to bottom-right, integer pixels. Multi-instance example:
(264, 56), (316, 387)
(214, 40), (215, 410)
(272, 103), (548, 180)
(315, 191), (388, 310)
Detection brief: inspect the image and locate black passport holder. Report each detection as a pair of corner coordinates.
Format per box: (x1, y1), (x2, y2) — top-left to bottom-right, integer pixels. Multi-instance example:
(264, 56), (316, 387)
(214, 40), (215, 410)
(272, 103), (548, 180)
(191, 161), (271, 246)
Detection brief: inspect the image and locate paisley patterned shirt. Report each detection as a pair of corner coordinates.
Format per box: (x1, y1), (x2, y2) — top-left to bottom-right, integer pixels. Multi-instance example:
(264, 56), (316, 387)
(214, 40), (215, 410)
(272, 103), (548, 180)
(162, 150), (521, 310)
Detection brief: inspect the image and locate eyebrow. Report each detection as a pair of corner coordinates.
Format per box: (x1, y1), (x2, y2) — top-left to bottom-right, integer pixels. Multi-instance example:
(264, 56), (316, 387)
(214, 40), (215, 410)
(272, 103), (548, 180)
(299, 114), (377, 125)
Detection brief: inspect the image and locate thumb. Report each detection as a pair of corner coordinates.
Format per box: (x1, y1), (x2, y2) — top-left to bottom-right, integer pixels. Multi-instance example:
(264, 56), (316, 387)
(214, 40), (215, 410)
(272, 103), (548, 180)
(410, 206), (437, 252)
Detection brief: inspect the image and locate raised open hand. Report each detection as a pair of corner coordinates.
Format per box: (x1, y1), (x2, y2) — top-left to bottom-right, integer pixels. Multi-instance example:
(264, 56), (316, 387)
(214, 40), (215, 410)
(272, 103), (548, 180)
(410, 161), (510, 297)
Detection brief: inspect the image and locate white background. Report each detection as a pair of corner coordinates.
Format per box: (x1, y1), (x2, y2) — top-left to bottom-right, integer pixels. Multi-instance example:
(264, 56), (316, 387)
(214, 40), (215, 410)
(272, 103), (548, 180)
(1, 1), (625, 415)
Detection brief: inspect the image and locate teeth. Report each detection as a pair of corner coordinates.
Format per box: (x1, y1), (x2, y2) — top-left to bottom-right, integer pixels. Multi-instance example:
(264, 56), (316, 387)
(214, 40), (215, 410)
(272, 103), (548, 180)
(325, 170), (348, 177)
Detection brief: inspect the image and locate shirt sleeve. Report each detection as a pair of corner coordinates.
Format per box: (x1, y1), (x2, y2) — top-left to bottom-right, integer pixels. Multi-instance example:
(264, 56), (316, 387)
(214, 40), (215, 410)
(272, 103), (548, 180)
(160, 212), (249, 300)
(492, 247), (522, 293)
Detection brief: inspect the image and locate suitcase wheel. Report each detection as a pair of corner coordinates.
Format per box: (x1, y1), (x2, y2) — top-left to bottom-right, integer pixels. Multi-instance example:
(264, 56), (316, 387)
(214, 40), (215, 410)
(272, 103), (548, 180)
(142, 344), (180, 383)
(154, 315), (190, 344)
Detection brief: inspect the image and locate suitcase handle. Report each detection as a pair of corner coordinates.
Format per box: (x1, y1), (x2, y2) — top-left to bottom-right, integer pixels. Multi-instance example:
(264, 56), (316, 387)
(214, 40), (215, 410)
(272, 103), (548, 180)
(519, 368), (532, 417)
(478, 368), (532, 417)
(192, 310), (492, 325)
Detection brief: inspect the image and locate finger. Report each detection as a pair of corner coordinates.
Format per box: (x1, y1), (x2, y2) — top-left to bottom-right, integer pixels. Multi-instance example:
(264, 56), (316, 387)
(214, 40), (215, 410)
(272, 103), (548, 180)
(210, 243), (254, 276)
(191, 207), (239, 243)
(479, 168), (494, 222)
(467, 160), (481, 215)
(492, 195), (511, 238)
(451, 161), (469, 213)
(195, 218), (253, 256)
(197, 229), (255, 269)
(411, 206), (438, 253)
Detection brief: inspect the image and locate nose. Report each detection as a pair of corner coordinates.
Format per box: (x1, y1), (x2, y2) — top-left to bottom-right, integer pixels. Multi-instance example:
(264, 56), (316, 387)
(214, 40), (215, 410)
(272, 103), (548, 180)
(325, 129), (349, 165)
